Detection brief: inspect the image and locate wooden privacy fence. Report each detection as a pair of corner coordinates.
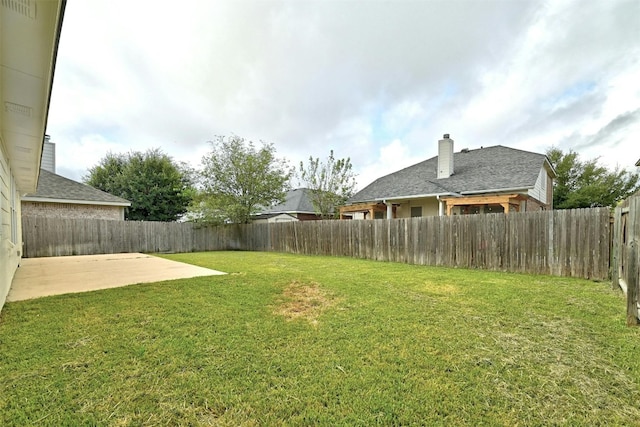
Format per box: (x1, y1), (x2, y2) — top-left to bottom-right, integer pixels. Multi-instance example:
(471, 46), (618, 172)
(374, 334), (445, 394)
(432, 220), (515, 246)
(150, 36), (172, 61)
(237, 208), (610, 280)
(612, 194), (640, 326)
(22, 217), (233, 257)
(23, 207), (611, 280)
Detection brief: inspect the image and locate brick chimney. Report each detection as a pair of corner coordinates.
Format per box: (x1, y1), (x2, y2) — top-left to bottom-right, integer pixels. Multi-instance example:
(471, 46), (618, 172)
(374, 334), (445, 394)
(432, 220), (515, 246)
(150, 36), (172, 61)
(437, 134), (454, 179)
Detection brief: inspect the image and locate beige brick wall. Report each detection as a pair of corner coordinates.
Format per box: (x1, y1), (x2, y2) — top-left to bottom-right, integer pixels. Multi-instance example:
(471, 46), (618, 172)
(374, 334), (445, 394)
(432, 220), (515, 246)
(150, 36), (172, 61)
(22, 201), (124, 220)
(525, 196), (549, 212)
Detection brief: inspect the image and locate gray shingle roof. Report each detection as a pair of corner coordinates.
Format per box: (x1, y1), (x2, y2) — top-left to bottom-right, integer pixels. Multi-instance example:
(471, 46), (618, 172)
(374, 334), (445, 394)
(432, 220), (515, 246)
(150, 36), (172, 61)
(261, 188), (316, 214)
(24, 169), (131, 205)
(349, 145), (551, 203)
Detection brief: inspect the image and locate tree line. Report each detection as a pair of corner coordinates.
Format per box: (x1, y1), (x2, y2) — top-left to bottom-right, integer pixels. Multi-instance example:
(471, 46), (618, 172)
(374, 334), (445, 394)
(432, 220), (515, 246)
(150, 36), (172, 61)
(85, 137), (639, 222)
(85, 135), (356, 223)
(546, 147), (638, 209)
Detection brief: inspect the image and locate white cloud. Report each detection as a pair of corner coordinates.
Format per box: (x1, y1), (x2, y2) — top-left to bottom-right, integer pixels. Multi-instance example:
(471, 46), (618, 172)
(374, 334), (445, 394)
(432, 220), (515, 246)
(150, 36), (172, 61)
(46, 0), (640, 188)
(357, 139), (422, 190)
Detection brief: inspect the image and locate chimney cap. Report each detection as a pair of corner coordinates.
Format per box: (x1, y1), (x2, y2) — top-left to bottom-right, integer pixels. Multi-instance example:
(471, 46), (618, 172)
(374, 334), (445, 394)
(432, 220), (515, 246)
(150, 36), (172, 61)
(443, 133), (450, 139)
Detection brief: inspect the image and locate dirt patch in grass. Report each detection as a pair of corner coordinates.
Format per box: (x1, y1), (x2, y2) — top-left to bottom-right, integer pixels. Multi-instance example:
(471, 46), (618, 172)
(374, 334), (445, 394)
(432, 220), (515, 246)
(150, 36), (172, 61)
(422, 282), (459, 296)
(274, 281), (338, 325)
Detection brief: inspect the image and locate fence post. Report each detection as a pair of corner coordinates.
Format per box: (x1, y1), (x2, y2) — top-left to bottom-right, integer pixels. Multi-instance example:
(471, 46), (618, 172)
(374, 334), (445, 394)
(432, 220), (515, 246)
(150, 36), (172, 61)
(611, 208), (620, 289)
(548, 210), (555, 276)
(627, 241), (639, 326)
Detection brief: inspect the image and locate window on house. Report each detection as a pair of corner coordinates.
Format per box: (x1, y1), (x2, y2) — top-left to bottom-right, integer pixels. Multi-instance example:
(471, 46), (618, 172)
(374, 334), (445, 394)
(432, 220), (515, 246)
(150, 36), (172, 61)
(374, 211), (384, 219)
(410, 206), (422, 217)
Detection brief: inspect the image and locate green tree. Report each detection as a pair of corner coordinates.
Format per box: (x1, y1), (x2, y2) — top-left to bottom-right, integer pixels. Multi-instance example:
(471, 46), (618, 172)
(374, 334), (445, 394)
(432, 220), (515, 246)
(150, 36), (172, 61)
(299, 150), (357, 219)
(196, 135), (293, 224)
(183, 191), (228, 225)
(85, 148), (194, 221)
(547, 147), (639, 209)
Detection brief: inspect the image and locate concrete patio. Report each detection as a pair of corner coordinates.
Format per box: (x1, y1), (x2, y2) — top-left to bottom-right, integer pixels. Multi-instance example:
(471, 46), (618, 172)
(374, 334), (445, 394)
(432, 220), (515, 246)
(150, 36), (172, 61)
(7, 253), (226, 302)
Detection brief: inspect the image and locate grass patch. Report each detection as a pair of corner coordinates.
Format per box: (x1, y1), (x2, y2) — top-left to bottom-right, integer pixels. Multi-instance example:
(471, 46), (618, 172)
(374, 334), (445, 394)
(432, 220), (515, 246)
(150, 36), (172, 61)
(1, 251), (639, 425)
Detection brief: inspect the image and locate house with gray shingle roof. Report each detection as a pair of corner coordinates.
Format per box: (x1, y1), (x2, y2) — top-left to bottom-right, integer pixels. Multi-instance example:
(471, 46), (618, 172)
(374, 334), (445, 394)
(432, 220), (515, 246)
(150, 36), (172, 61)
(253, 188), (321, 223)
(22, 168), (131, 220)
(340, 134), (556, 219)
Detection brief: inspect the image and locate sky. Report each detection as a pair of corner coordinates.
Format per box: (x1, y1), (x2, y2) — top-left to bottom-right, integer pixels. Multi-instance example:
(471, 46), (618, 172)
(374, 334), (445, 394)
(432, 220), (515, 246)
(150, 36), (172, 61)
(46, 0), (640, 190)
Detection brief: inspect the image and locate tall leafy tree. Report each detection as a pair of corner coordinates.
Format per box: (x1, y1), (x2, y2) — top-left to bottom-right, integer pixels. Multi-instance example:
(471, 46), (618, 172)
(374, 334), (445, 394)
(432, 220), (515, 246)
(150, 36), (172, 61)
(299, 150), (357, 219)
(85, 148), (194, 221)
(196, 135), (293, 224)
(547, 147), (639, 209)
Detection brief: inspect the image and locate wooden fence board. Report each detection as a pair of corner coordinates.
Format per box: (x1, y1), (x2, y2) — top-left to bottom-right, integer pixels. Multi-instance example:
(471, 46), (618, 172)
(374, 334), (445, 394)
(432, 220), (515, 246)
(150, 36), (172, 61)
(22, 208), (611, 280)
(611, 194), (640, 325)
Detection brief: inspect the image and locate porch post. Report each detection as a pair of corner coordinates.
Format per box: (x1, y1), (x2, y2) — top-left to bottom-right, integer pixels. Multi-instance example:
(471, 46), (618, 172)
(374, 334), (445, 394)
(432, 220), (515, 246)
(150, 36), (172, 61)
(386, 203), (393, 219)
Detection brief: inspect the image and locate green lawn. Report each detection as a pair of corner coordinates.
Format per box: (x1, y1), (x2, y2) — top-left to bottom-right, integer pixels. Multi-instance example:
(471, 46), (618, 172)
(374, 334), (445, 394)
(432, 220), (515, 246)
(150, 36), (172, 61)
(1, 251), (639, 426)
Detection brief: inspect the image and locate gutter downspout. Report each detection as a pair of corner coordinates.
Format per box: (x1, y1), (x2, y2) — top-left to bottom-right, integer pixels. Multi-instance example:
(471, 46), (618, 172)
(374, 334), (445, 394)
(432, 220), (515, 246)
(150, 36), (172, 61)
(437, 195), (444, 216)
(383, 200), (393, 219)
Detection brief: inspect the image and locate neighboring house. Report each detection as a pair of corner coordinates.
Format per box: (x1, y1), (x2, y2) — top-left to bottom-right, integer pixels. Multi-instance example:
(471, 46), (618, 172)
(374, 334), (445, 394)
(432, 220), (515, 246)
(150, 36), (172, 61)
(1, 0), (66, 310)
(21, 140), (131, 220)
(22, 169), (131, 220)
(340, 134), (556, 220)
(253, 188), (322, 223)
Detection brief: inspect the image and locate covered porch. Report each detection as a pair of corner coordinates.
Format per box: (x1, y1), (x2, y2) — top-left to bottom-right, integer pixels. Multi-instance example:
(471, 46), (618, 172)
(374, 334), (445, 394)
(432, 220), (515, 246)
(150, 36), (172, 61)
(441, 194), (527, 215)
(339, 202), (394, 220)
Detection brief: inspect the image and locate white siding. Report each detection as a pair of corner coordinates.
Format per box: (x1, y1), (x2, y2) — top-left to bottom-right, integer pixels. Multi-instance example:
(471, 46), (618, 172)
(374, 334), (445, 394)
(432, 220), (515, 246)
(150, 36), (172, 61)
(529, 167), (548, 204)
(0, 139), (23, 310)
(253, 213), (298, 224)
(0, 143), (8, 241)
(41, 141), (56, 173)
(10, 177), (18, 243)
(437, 138), (454, 179)
(268, 214), (298, 223)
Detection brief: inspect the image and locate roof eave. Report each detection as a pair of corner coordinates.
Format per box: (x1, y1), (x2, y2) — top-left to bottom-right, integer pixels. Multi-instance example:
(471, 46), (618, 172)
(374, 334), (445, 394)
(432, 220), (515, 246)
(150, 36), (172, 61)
(265, 210), (317, 215)
(22, 196), (131, 207)
(460, 186), (533, 195)
(375, 192), (459, 202)
(543, 157), (558, 179)
(346, 192), (456, 205)
(2, 0), (67, 194)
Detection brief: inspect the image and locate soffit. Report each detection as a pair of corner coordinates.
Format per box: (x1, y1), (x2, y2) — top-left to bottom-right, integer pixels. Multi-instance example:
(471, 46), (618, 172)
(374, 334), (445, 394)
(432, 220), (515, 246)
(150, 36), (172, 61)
(0, 0), (64, 193)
